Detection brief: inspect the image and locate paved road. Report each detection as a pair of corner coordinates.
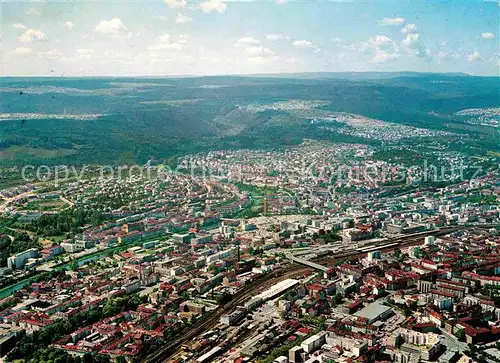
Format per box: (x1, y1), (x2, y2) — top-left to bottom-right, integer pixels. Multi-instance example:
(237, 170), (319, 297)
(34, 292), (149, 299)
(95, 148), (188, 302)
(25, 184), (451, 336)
(0, 191), (35, 212)
(440, 330), (468, 353)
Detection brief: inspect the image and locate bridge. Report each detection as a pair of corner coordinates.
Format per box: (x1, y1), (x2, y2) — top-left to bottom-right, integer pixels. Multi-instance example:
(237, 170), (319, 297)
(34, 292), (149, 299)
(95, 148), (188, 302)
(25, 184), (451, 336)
(285, 253), (329, 272)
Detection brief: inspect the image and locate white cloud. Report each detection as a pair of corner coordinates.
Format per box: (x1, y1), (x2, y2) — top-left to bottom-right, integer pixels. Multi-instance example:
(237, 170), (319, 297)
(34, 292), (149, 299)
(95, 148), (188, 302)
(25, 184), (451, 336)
(17, 28), (48, 43)
(13, 23), (27, 30)
(355, 35), (400, 63)
(401, 33), (430, 58)
(38, 50), (64, 60)
(379, 17), (405, 26)
(11, 47), (32, 56)
(266, 34), (289, 41)
(372, 48), (399, 63)
(94, 18), (127, 36)
(63, 21), (74, 30)
(153, 15), (168, 21)
(276, 0), (287, 3)
(149, 43), (182, 51)
(158, 33), (172, 43)
(26, 7), (41, 16)
(77, 48), (93, 60)
(149, 33), (183, 52)
(401, 24), (417, 34)
(244, 46), (274, 57)
(164, 0), (187, 8)
(293, 40), (314, 48)
(401, 33), (420, 48)
(235, 37), (260, 46)
(77, 48), (94, 54)
(199, 0), (227, 13)
(467, 51), (482, 62)
(178, 34), (189, 44)
(176, 13), (193, 24)
(481, 32), (495, 40)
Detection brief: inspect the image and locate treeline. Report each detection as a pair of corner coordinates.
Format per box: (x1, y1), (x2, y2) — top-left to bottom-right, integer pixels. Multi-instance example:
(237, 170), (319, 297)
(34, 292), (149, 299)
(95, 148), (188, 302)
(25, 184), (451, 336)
(23, 208), (103, 238)
(0, 231), (40, 268)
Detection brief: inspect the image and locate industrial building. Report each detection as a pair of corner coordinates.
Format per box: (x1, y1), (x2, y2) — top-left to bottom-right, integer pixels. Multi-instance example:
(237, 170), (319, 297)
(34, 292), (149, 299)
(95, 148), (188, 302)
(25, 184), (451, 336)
(354, 301), (393, 323)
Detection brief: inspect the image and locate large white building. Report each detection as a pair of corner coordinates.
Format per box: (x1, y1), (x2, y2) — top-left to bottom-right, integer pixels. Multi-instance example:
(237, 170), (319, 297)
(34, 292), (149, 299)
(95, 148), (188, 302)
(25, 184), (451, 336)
(301, 332), (326, 354)
(7, 248), (39, 270)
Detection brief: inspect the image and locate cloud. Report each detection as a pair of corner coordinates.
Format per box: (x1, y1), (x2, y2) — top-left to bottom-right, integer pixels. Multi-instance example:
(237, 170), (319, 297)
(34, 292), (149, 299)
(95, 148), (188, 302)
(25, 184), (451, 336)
(292, 40), (314, 48)
(244, 46), (274, 57)
(63, 21), (74, 30)
(481, 32), (495, 40)
(235, 37), (260, 46)
(158, 33), (172, 43)
(372, 48), (399, 63)
(76, 48), (94, 60)
(401, 33), (430, 58)
(94, 18), (127, 36)
(356, 35), (400, 63)
(11, 47), (32, 56)
(266, 34), (289, 41)
(17, 28), (48, 43)
(401, 24), (417, 34)
(148, 33), (183, 52)
(153, 15), (168, 21)
(379, 17), (405, 26)
(199, 0), (227, 13)
(26, 7), (41, 16)
(77, 48), (94, 54)
(149, 43), (182, 51)
(176, 13), (193, 24)
(13, 23), (27, 30)
(38, 50), (64, 60)
(164, 0), (187, 8)
(467, 51), (482, 62)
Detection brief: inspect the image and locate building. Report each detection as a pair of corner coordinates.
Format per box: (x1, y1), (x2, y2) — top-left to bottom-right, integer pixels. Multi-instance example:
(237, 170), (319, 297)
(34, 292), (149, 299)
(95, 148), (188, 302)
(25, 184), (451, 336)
(172, 233), (192, 244)
(354, 301), (393, 323)
(289, 346), (303, 363)
(7, 248), (39, 270)
(300, 332), (326, 354)
(220, 308), (246, 325)
(425, 236), (435, 246)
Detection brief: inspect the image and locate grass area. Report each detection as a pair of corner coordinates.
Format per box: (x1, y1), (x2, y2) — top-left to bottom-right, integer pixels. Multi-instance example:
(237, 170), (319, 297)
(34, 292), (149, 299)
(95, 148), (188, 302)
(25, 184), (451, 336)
(45, 235), (65, 243)
(0, 146), (77, 160)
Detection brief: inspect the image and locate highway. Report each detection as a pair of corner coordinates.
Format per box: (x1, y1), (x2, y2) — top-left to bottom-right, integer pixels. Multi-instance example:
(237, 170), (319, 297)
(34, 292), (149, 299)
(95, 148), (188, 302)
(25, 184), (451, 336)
(144, 227), (462, 363)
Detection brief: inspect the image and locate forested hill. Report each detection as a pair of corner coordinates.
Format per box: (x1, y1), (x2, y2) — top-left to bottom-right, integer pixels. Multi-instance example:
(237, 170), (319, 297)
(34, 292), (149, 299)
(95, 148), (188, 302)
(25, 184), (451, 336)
(1, 73), (498, 166)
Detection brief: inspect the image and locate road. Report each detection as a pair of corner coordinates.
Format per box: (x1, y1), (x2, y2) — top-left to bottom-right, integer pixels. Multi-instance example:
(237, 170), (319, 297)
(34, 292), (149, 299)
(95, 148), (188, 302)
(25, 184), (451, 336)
(0, 191), (35, 212)
(440, 330), (469, 353)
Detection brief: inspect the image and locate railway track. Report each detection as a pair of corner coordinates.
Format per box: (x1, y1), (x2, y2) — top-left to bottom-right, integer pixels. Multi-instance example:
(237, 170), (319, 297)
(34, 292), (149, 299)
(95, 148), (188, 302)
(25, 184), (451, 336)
(143, 265), (312, 363)
(144, 226), (465, 362)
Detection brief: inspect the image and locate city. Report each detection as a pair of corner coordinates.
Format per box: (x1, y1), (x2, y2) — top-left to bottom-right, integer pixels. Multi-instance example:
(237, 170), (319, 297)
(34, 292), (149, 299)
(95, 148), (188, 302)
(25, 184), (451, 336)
(0, 138), (498, 362)
(1, 1), (499, 362)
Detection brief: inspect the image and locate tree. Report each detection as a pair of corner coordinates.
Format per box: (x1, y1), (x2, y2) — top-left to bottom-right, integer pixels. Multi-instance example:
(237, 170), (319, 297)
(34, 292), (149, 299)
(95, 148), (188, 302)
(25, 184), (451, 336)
(217, 292), (232, 306)
(455, 329), (465, 341)
(334, 293), (343, 304)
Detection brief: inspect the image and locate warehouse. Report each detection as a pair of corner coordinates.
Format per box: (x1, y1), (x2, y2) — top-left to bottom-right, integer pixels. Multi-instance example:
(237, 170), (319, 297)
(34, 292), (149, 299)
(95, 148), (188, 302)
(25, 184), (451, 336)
(354, 301), (393, 323)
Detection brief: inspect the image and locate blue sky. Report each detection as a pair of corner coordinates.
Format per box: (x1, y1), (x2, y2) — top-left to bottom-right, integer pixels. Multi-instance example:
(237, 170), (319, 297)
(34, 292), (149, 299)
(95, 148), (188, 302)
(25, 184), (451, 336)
(2, 0), (499, 76)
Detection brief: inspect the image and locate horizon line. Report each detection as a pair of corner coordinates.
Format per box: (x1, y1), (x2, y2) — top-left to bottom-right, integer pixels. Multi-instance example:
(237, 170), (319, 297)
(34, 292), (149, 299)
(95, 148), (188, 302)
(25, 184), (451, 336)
(3, 70), (499, 79)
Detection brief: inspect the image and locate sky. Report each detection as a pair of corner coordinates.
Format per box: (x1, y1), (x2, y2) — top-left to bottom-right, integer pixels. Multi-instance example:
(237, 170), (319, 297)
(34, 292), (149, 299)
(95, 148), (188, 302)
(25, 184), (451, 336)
(2, 0), (499, 77)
